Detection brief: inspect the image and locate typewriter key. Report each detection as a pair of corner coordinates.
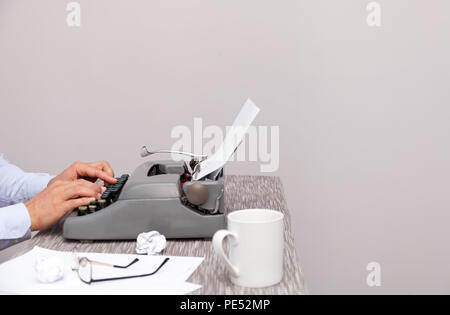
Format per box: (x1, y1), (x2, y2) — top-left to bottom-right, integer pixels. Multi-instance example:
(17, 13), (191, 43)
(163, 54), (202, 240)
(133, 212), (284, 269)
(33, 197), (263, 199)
(78, 206), (88, 216)
(98, 199), (106, 209)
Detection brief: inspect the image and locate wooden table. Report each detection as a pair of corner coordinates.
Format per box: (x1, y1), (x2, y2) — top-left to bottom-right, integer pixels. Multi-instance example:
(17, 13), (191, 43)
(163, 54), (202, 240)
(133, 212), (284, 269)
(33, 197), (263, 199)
(9, 176), (307, 294)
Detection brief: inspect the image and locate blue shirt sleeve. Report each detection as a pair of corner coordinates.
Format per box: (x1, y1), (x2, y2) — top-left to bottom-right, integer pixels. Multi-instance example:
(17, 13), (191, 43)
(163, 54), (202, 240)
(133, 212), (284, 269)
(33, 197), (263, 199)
(0, 203), (32, 250)
(0, 154), (54, 250)
(0, 154), (54, 206)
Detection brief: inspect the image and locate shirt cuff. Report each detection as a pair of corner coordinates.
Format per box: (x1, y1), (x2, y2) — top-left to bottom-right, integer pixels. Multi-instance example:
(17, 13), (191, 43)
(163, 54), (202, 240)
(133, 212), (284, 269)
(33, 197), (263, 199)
(0, 203), (31, 239)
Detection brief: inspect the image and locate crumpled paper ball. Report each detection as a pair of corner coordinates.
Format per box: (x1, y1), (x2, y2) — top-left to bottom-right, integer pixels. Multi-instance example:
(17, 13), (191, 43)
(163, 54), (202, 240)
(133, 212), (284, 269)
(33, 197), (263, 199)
(35, 255), (65, 283)
(136, 231), (167, 255)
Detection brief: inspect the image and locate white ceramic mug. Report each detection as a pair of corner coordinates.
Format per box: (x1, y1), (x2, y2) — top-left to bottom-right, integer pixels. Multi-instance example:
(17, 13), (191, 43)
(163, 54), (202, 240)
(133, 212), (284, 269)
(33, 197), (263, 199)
(212, 209), (284, 288)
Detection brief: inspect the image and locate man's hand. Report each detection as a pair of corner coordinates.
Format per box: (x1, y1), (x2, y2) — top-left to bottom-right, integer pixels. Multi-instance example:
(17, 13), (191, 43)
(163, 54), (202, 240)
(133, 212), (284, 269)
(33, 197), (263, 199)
(48, 161), (117, 187)
(25, 179), (106, 231)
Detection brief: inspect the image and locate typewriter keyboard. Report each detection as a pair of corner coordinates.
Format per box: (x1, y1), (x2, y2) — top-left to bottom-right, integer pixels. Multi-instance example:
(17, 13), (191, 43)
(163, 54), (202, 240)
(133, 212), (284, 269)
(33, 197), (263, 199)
(77, 174), (129, 216)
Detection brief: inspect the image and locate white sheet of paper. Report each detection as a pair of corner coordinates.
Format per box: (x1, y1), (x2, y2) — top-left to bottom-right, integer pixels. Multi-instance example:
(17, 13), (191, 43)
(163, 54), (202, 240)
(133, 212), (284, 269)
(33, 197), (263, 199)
(0, 246), (203, 295)
(193, 98), (260, 180)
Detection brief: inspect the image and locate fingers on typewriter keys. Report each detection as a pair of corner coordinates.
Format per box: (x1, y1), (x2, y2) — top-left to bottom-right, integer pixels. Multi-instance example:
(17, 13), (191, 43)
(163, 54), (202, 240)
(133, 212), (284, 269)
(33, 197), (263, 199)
(101, 189), (110, 199)
(78, 174), (129, 214)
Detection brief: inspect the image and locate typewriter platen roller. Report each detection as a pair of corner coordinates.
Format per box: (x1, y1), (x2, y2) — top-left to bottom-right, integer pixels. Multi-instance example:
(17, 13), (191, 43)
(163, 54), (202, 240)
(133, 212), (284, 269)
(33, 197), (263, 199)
(62, 160), (225, 240)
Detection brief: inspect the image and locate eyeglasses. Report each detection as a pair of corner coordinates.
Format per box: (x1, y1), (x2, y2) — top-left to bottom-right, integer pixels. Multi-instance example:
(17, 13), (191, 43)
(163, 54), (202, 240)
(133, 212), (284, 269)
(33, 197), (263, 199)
(71, 255), (170, 284)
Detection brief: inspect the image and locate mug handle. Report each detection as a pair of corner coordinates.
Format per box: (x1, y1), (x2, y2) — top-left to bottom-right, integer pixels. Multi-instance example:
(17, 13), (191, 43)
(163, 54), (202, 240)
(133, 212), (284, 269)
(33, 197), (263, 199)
(212, 230), (240, 278)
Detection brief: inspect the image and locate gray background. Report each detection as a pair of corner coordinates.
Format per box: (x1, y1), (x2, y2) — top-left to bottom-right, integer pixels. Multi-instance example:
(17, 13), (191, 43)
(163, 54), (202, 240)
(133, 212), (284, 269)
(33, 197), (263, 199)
(1, 0), (450, 294)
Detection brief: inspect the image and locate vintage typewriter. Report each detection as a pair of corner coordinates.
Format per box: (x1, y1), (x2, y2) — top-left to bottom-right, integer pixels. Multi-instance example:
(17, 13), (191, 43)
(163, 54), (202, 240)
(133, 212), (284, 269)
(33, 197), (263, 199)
(62, 146), (225, 240)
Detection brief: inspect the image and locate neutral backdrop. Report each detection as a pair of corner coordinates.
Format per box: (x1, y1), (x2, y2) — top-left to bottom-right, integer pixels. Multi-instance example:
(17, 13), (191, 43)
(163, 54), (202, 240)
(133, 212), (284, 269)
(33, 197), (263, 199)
(1, 0), (450, 294)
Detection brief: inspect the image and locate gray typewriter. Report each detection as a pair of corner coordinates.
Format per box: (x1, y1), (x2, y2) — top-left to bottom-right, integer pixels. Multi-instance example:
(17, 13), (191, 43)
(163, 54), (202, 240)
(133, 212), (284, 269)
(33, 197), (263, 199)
(62, 147), (225, 240)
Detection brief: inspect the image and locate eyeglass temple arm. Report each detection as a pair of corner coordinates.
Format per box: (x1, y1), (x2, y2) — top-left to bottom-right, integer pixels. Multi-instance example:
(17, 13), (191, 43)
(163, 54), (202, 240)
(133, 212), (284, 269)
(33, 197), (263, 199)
(113, 258), (139, 269)
(88, 258), (139, 269)
(90, 258), (170, 284)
